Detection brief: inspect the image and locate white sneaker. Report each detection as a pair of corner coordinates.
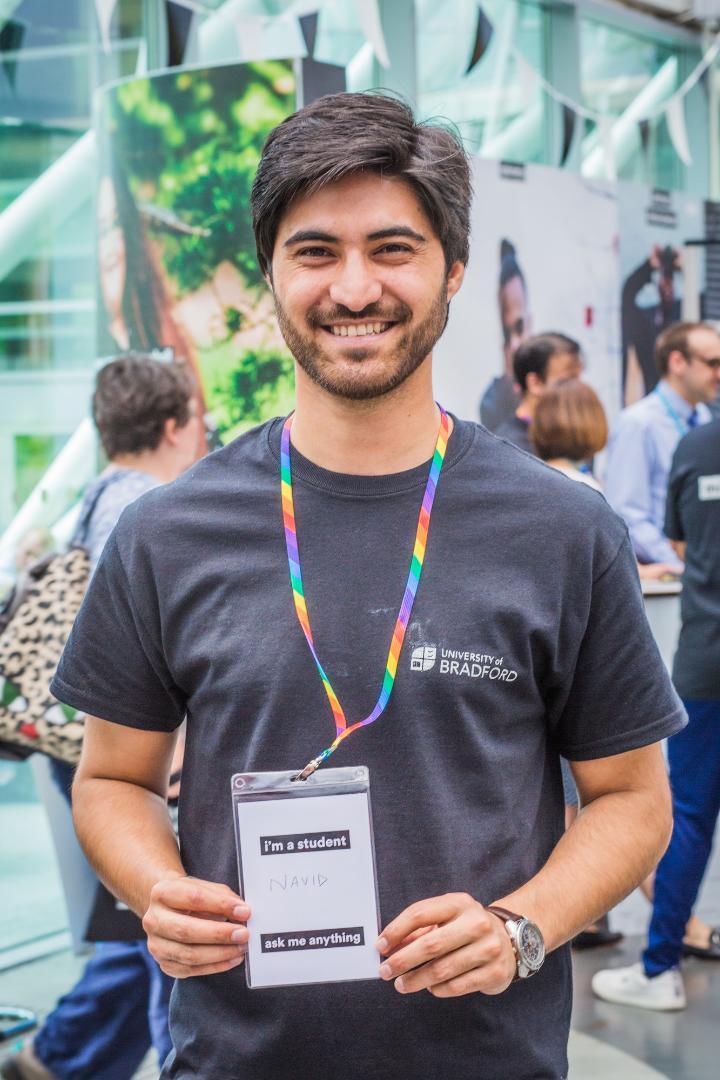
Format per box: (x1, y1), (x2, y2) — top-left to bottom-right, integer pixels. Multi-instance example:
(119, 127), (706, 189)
(591, 962), (686, 1011)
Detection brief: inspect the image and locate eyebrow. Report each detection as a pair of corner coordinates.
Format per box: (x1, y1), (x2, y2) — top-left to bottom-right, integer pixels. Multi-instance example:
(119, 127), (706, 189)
(283, 225), (427, 247)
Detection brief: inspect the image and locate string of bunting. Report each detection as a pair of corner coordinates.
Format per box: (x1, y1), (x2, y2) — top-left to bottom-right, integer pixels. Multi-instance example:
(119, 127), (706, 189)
(3, 1), (714, 175)
(467, 3), (720, 174)
(86, 0), (388, 69)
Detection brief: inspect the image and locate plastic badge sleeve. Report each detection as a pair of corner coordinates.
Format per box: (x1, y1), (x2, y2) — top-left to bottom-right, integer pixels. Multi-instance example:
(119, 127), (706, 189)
(231, 766), (381, 989)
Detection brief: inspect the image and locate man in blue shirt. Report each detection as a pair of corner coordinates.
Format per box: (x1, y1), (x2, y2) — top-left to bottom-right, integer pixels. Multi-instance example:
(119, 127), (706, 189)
(604, 321), (720, 572)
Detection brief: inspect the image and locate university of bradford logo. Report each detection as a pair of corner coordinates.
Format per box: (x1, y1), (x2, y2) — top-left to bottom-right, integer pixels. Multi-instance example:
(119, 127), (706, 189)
(410, 644), (437, 672)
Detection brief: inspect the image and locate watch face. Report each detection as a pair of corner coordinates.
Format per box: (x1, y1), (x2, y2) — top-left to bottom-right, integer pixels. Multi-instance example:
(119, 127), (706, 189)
(518, 921), (545, 970)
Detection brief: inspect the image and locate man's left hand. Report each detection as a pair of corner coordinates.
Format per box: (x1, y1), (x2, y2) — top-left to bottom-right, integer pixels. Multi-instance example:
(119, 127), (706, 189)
(376, 893), (517, 998)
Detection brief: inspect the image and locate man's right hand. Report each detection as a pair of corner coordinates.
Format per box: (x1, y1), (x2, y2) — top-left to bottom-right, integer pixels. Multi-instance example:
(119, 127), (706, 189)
(143, 873), (251, 978)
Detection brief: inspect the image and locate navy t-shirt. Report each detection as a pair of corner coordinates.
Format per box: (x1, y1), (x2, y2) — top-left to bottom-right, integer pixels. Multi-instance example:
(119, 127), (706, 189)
(52, 418), (685, 1080)
(665, 420), (720, 699)
(495, 413), (534, 456)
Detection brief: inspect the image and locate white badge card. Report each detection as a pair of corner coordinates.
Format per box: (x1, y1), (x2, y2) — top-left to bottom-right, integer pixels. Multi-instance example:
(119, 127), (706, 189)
(232, 766), (381, 989)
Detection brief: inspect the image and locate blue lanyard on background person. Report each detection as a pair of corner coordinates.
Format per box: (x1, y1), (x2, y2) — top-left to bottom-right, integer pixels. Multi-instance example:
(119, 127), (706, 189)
(654, 386), (693, 437)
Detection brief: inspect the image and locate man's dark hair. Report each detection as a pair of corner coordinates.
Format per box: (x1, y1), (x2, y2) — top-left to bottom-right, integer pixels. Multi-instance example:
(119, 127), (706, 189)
(251, 92), (471, 277)
(499, 239), (525, 292)
(654, 320), (712, 376)
(92, 353), (194, 459)
(513, 332), (581, 392)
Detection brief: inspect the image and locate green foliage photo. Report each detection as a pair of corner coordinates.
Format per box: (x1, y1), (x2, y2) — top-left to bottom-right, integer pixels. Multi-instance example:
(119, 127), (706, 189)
(100, 61), (296, 439)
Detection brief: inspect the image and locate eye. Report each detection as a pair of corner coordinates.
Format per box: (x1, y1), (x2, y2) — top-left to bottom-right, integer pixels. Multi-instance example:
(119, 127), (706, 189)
(375, 243), (412, 255)
(296, 247), (334, 259)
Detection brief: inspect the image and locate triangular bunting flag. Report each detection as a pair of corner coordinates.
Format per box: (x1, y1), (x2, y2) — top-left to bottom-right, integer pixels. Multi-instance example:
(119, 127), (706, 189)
(234, 15), (266, 62)
(666, 96), (693, 167)
(638, 118), (651, 155)
(466, 6), (494, 75)
(560, 104), (576, 168)
(94, 0), (119, 54)
(166, 0), (194, 68)
(352, 0), (389, 69)
(598, 116), (616, 181)
(638, 117), (651, 167)
(234, 14), (307, 62)
(299, 12), (318, 57)
(0, 17), (23, 91)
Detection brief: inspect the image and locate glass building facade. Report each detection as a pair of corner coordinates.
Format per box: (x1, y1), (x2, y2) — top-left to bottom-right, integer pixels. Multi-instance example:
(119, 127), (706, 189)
(0, 0), (717, 963)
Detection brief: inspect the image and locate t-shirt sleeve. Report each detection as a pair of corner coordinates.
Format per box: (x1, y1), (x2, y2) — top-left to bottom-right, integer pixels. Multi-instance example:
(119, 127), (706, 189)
(549, 533), (686, 760)
(50, 527), (186, 732)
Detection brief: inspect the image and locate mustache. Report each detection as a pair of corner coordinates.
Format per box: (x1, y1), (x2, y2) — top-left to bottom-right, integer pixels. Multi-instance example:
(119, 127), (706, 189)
(306, 302), (412, 327)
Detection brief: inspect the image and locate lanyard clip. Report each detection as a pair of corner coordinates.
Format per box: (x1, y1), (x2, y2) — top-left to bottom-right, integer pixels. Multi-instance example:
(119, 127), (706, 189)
(292, 755), (324, 782)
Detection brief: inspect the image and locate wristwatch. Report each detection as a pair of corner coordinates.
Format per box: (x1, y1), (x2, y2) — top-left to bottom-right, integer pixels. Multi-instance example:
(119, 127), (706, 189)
(486, 905), (545, 980)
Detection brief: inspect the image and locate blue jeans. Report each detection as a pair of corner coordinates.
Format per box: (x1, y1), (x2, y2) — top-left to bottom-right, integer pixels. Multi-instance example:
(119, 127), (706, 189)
(643, 699), (720, 977)
(32, 761), (174, 1079)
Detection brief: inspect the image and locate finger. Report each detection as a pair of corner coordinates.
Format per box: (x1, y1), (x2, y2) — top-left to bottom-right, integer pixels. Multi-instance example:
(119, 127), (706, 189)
(151, 877), (249, 921)
(378, 894), (470, 955)
(144, 909), (249, 947)
(162, 953), (246, 980)
(393, 938), (502, 995)
(151, 940), (246, 969)
(429, 958), (512, 999)
(379, 919), (478, 982)
(385, 924), (437, 958)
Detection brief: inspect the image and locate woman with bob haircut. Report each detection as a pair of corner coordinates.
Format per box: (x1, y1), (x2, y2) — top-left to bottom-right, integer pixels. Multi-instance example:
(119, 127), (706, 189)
(530, 378), (607, 489)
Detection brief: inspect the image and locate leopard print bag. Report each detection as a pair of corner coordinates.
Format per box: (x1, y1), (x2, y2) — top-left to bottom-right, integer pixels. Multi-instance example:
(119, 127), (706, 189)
(0, 547), (90, 763)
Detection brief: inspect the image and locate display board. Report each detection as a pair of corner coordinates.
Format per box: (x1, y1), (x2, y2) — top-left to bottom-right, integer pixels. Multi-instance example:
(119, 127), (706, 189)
(435, 158), (621, 429)
(95, 61), (296, 445)
(618, 184), (705, 406)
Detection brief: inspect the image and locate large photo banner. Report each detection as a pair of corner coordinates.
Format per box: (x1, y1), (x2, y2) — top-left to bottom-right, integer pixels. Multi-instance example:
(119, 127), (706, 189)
(618, 184), (704, 406)
(435, 158), (621, 429)
(95, 61), (296, 446)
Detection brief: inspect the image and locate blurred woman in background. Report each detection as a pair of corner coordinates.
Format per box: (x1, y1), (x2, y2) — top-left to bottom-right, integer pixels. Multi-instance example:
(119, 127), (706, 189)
(530, 378), (606, 491)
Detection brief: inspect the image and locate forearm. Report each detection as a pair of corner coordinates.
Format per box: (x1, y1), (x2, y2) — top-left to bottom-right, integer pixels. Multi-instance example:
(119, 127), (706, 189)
(629, 519), (682, 568)
(495, 786), (672, 952)
(73, 775), (185, 917)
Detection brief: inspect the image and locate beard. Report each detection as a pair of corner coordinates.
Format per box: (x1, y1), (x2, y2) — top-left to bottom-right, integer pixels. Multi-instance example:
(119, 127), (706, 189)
(274, 285), (450, 401)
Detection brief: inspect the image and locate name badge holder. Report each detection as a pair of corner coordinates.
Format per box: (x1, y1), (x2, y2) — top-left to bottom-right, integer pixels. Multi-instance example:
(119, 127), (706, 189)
(232, 766), (381, 989)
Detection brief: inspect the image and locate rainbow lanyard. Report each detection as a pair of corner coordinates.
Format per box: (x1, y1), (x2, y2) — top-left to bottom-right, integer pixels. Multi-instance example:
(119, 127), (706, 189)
(281, 407), (450, 780)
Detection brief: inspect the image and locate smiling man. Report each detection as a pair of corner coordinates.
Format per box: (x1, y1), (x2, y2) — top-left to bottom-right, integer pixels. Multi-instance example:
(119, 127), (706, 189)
(56, 94), (685, 1080)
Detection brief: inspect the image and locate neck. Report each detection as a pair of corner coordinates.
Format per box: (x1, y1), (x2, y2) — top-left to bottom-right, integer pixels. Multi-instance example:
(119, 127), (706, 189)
(290, 361), (448, 475)
(662, 375), (693, 406)
(110, 450), (177, 483)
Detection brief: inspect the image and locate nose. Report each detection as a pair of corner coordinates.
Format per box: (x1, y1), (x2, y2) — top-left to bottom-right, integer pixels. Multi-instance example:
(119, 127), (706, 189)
(328, 253), (382, 312)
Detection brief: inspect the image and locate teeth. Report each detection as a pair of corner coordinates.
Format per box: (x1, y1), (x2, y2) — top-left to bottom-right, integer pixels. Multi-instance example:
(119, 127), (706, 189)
(330, 323), (390, 337)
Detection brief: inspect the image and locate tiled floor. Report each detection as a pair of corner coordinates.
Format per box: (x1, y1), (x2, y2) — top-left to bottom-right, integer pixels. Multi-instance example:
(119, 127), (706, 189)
(2, 838), (719, 1079)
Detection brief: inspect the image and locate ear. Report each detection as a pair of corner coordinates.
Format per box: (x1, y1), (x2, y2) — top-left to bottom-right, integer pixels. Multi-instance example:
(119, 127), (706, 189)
(525, 371), (544, 397)
(667, 349), (688, 378)
(446, 260), (465, 302)
(265, 270), (274, 293)
(163, 416), (181, 447)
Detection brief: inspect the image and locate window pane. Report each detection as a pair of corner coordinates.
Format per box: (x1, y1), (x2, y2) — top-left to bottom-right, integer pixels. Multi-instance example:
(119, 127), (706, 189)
(580, 17), (689, 189)
(417, 0), (547, 161)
